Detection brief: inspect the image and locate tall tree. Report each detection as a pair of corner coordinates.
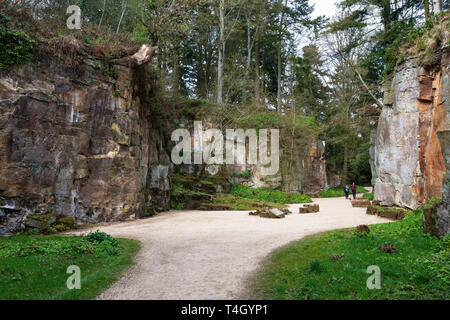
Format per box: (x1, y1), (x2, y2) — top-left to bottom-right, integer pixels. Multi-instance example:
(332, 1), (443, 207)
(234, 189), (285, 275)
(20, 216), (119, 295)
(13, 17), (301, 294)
(217, 0), (225, 105)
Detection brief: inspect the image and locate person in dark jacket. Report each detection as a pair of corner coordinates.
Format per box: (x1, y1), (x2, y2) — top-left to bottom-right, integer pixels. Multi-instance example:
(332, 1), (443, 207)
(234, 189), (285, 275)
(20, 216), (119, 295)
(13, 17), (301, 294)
(344, 185), (350, 199)
(351, 182), (357, 199)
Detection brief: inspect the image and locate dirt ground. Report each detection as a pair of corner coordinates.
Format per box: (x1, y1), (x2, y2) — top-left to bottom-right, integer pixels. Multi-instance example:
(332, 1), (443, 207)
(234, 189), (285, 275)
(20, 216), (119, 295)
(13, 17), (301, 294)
(72, 196), (389, 300)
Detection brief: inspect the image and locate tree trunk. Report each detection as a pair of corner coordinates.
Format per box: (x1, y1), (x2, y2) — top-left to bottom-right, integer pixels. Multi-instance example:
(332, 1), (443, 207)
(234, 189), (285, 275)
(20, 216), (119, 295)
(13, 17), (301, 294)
(381, 0), (391, 31)
(254, 34), (260, 106)
(245, 20), (252, 103)
(343, 143), (348, 186)
(276, 0), (287, 114)
(116, 1), (127, 33)
(172, 44), (180, 96)
(217, 0), (225, 105)
(425, 0), (431, 21)
(99, 0), (106, 27)
(433, 0), (442, 15)
(247, 21), (252, 74)
(111, 45), (157, 68)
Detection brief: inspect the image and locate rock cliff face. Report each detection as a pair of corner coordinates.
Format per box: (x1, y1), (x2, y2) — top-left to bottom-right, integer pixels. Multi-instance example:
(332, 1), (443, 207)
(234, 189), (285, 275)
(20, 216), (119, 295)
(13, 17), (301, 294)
(423, 56), (450, 238)
(0, 58), (328, 235)
(0, 59), (170, 235)
(230, 139), (327, 196)
(280, 140), (328, 196)
(373, 52), (449, 209)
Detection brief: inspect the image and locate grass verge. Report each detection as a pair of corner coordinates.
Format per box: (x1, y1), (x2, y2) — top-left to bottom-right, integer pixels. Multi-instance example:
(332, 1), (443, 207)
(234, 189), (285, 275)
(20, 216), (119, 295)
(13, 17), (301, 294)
(211, 194), (286, 210)
(0, 232), (140, 300)
(318, 186), (369, 198)
(251, 201), (449, 300)
(231, 185), (312, 204)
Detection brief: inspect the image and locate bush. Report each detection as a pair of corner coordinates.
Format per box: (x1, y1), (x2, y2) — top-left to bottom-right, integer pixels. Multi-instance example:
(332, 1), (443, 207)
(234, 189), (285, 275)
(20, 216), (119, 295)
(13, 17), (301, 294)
(0, 14), (34, 70)
(83, 231), (120, 256)
(363, 193), (375, 200)
(84, 230), (115, 244)
(233, 170), (253, 179)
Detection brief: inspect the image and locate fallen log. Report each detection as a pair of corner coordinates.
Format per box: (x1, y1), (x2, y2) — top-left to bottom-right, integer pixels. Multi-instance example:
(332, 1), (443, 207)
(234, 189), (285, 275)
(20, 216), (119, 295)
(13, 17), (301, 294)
(111, 44), (157, 68)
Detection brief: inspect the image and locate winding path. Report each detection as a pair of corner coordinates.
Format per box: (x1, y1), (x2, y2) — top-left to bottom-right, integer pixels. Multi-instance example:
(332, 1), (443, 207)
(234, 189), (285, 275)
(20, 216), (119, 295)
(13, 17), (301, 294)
(75, 195), (389, 300)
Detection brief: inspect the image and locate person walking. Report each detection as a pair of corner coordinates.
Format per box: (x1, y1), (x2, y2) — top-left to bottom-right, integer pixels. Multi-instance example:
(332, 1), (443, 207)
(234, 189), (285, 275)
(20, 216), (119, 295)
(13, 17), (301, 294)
(351, 182), (357, 200)
(344, 185), (350, 199)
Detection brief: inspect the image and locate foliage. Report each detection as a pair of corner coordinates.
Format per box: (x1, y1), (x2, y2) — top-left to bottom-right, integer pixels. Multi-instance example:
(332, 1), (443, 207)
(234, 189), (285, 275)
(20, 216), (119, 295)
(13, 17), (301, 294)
(363, 193), (375, 201)
(0, 234), (140, 299)
(83, 230), (120, 256)
(0, 14), (34, 69)
(231, 185), (312, 204)
(251, 200), (450, 300)
(232, 170), (253, 179)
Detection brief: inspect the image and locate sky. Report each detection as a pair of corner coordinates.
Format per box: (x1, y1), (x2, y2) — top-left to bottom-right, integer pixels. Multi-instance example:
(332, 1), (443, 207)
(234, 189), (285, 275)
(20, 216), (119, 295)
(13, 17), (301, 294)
(310, 0), (338, 19)
(294, 0), (339, 51)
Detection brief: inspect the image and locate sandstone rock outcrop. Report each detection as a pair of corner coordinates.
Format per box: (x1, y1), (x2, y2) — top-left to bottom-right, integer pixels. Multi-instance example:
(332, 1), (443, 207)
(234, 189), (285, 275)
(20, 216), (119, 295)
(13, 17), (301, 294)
(373, 51), (449, 209)
(423, 58), (450, 238)
(234, 139), (327, 196)
(299, 204), (319, 214)
(0, 57), (170, 235)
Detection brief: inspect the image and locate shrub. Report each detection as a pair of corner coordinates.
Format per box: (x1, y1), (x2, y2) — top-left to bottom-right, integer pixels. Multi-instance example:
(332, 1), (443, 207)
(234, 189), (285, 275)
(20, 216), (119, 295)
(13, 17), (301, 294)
(0, 14), (34, 70)
(83, 231), (120, 256)
(84, 230), (115, 244)
(233, 170), (253, 179)
(363, 193), (375, 200)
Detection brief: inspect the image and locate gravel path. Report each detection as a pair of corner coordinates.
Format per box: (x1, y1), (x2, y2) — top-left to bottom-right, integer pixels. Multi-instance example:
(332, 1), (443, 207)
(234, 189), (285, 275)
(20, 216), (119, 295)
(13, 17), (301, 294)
(74, 196), (389, 300)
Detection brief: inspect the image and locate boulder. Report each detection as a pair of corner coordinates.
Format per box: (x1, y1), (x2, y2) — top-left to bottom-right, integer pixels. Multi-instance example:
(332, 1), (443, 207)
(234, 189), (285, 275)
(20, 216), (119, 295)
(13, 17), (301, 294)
(351, 200), (371, 208)
(299, 204), (320, 214)
(249, 208), (286, 219)
(366, 205), (409, 220)
(24, 213), (76, 233)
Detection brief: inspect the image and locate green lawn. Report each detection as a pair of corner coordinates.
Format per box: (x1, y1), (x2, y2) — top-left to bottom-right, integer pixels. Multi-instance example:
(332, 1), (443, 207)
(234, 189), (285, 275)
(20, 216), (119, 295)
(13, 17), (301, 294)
(251, 200), (449, 300)
(0, 232), (140, 300)
(318, 186), (369, 198)
(231, 185), (312, 204)
(212, 194), (286, 210)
